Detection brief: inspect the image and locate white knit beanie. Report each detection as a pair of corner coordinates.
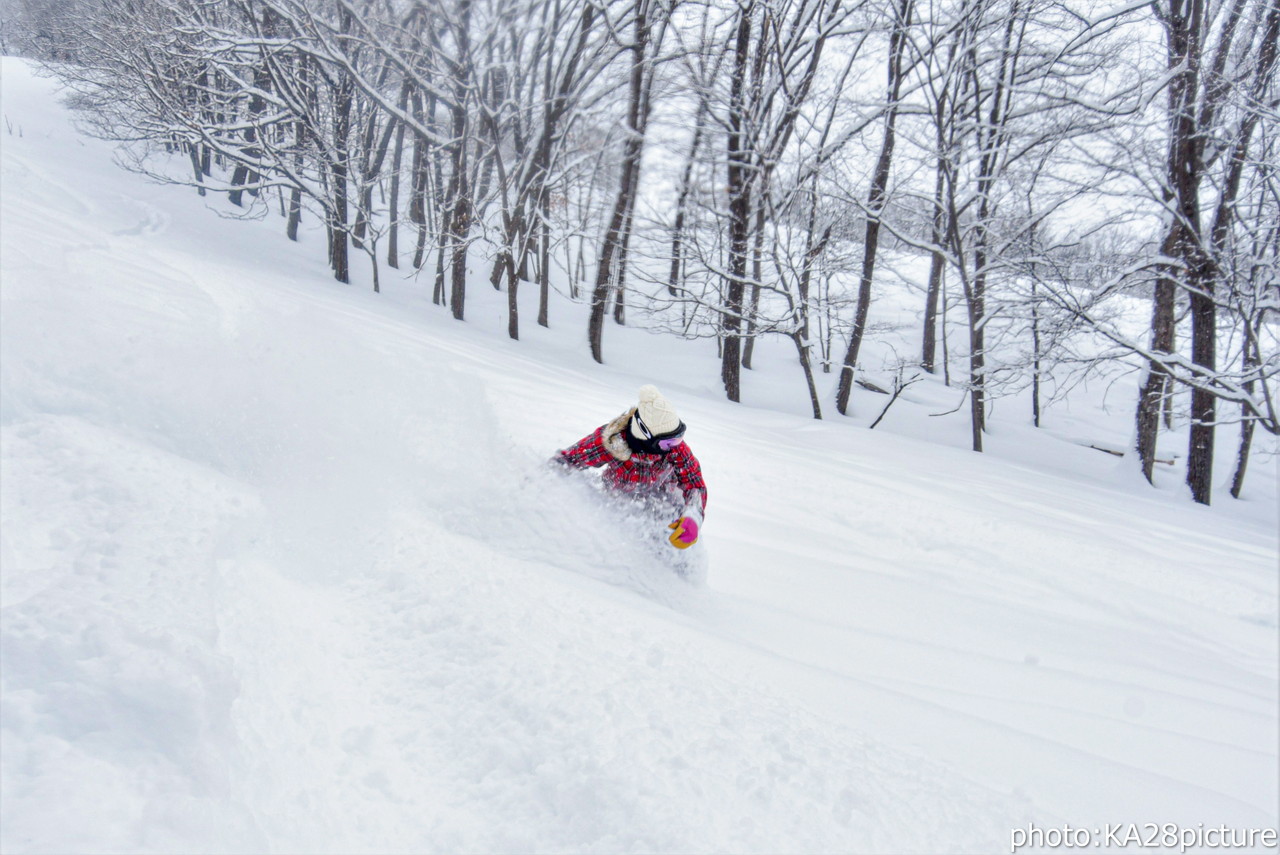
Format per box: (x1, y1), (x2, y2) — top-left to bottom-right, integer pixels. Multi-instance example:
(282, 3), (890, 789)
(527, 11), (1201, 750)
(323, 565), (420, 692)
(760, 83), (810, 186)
(632, 384), (681, 437)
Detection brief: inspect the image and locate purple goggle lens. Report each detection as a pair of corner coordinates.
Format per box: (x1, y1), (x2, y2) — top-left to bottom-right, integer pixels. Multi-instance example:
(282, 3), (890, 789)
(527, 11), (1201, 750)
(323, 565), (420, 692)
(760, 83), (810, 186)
(657, 435), (685, 452)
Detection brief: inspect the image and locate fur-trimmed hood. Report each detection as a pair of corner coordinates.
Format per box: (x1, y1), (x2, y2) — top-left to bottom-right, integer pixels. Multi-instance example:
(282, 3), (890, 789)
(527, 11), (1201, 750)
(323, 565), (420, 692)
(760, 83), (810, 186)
(601, 408), (637, 462)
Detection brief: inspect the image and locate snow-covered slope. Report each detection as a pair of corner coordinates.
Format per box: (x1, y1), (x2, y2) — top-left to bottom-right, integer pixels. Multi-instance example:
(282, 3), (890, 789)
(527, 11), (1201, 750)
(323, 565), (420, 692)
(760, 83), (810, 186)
(2, 58), (1276, 853)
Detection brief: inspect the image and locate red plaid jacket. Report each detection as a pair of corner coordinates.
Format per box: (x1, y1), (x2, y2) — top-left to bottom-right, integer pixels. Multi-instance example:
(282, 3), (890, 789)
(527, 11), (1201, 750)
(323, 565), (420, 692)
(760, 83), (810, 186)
(557, 417), (708, 516)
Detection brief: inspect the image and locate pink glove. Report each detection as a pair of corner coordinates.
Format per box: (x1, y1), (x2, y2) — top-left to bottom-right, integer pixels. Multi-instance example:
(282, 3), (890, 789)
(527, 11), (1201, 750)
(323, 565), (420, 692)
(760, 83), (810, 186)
(668, 516), (699, 549)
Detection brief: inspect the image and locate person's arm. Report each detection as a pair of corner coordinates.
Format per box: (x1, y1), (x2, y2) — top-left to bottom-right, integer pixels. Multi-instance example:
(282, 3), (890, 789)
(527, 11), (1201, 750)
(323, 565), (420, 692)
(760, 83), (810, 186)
(553, 426), (613, 469)
(667, 444), (707, 549)
(671, 444), (707, 515)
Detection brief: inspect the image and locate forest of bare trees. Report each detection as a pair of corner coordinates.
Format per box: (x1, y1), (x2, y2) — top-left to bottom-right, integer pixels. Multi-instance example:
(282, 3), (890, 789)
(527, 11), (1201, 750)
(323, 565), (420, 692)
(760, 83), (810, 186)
(3, 0), (1276, 505)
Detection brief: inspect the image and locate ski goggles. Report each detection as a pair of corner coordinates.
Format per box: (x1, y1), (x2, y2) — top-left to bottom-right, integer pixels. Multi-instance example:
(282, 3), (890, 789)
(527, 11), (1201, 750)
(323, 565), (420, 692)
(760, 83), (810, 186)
(634, 413), (687, 452)
(656, 434), (686, 452)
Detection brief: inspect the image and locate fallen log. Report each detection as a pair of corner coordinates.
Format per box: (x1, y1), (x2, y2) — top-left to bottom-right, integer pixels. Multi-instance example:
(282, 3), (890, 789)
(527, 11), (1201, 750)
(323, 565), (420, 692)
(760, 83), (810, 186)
(1086, 443), (1175, 466)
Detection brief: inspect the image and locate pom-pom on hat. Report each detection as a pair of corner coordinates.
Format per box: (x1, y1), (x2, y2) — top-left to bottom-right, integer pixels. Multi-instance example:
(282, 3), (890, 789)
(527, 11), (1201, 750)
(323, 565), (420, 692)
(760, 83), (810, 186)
(632, 384), (682, 438)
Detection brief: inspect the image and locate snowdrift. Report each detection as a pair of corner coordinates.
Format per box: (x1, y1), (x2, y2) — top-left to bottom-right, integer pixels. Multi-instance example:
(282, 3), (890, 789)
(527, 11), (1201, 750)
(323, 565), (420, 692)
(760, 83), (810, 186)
(2, 58), (1276, 853)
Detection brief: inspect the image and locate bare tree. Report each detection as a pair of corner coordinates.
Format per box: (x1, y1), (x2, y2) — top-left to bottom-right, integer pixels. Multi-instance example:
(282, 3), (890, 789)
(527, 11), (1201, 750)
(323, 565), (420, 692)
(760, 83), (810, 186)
(589, 0), (661, 363)
(834, 0), (913, 415)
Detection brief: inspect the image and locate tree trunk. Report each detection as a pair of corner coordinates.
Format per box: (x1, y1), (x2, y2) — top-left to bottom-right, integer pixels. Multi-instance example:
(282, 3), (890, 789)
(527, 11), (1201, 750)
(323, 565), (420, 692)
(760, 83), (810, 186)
(957, 1), (1023, 451)
(286, 115), (303, 240)
(921, 161), (947, 372)
(1031, 280), (1043, 427)
(721, 4), (753, 401)
(1192, 0), (1279, 501)
(966, 258), (986, 452)
(189, 147), (206, 196)
(507, 242), (521, 340)
(667, 101), (707, 295)
(1139, 0), (1210, 494)
(229, 163), (250, 207)
(286, 185), (301, 239)
(798, 216), (829, 345)
(329, 67), (353, 284)
(409, 93), (429, 271)
(387, 100), (407, 268)
(614, 203), (634, 325)
(447, 0), (475, 320)
(448, 163), (471, 320)
(1135, 274), (1176, 480)
(835, 0), (912, 415)
(538, 195), (551, 327)
(1185, 259), (1215, 503)
(589, 0), (651, 363)
(793, 331), (823, 419)
(1230, 335), (1259, 498)
(741, 204), (766, 369)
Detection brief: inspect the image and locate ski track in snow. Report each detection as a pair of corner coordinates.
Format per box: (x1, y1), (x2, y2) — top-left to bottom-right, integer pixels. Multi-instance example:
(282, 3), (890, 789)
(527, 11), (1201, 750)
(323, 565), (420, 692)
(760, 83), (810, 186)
(2, 59), (1277, 853)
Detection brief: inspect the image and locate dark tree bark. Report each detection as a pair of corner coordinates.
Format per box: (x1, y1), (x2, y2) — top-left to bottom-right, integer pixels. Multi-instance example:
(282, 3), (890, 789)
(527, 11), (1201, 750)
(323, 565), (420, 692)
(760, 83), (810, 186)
(1189, 0), (1278, 502)
(921, 159), (947, 372)
(537, 195), (551, 327)
(1229, 335), (1260, 498)
(408, 94), (433, 275)
(948, 0), (1026, 452)
(188, 146), (207, 196)
(792, 331), (823, 419)
(1150, 0), (1209, 492)
(836, 0), (913, 415)
(492, 0), (599, 336)
(228, 57), (269, 207)
(447, 0), (475, 320)
(720, 2), (753, 400)
(613, 9), (666, 328)
(741, 204), (766, 370)
(589, 0), (652, 363)
(352, 75), (402, 252)
(1135, 272), (1176, 481)
(329, 60), (353, 284)
(387, 91), (408, 268)
(667, 99), (707, 295)
(614, 202), (635, 325)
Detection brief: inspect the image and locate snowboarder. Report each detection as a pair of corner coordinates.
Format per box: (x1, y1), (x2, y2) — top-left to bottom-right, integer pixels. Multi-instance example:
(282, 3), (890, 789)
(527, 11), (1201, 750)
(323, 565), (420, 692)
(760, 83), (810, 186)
(553, 385), (707, 549)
